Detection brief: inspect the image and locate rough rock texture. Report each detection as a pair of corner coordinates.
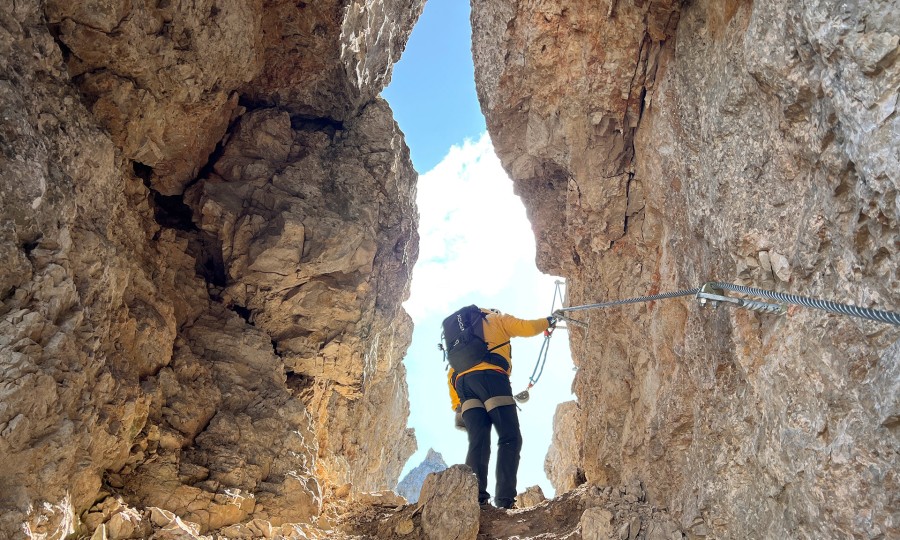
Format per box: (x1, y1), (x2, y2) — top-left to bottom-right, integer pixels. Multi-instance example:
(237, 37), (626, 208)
(545, 399), (585, 493)
(473, 0), (900, 538)
(0, 0), (423, 537)
(417, 465), (481, 540)
(515, 485), (547, 509)
(396, 448), (449, 503)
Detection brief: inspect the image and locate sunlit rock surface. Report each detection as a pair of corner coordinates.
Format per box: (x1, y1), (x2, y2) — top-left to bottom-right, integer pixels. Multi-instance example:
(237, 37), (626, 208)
(0, 0), (422, 537)
(473, 0), (899, 538)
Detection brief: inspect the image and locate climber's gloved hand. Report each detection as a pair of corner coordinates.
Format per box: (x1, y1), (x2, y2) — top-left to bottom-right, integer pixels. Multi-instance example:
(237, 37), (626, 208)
(546, 315), (557, 328)
(454, 411), (466, 432)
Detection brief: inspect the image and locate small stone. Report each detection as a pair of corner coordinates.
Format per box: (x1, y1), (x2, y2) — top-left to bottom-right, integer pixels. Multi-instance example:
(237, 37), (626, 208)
(354, 490), (407, 507)
(90, 524), (107, 540)
(691, 522), (709, 536)
(218, 523), (248, 538)
(84, 512), (106, 531)
(758, 250), (773, 278)
(395, 518), (415, 535)
(106, 474), (125, 489)
(625, 478), (644, 502)
(580, 507), (614, 540)
(769, 251), (791, 282)
(645, 519), (683, 540)
(107, 510), (141, 540)
(149, 507), (176, 527)
(628, 515), (641, 540)
(246, 519), (274, 538)
(516, 485), (546, 508)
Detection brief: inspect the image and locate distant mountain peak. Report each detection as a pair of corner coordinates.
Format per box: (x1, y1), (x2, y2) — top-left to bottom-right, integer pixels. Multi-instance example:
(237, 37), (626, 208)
(396, 448), (449, 503)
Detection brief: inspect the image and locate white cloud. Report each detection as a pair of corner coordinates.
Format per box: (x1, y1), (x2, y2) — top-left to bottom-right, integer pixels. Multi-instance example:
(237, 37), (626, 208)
(404, 133), (537, 319)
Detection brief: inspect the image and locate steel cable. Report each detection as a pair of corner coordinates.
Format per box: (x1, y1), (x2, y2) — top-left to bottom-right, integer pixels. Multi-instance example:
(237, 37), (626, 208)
(711, 282), (900, 326)
(555, 287), (701, 313)
(553, 282), (898, 326)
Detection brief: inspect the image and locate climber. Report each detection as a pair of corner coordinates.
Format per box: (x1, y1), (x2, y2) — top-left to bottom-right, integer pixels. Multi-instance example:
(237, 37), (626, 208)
(442, 306), (556, 509)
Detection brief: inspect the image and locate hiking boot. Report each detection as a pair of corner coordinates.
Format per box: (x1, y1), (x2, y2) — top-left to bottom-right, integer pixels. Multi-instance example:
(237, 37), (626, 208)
(494, 498), (515, 510)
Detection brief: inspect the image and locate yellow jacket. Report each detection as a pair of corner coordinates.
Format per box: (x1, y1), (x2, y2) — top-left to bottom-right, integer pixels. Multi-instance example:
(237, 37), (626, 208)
(447, 309), (550, 410)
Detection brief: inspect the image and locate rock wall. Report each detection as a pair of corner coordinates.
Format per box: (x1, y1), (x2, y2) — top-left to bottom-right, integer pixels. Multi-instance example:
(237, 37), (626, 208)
(0, 0), (423, 537)
(472, 0), (899, 538)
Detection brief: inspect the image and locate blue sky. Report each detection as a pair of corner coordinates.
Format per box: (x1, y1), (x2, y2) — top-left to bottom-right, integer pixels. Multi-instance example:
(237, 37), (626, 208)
(382, 0), (576, 498)
(383, 0), (485, 172)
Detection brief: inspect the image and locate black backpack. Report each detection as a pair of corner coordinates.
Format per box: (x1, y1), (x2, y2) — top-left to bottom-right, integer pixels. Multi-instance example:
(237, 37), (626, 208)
(441, 305), (509, 372)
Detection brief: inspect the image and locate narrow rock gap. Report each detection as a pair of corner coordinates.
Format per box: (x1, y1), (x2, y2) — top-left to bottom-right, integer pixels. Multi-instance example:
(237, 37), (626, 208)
(133, 161), (196, 231)
(196, 240), (227, 291)
(623, 172), (634, 235)
(230, 304), (253, 324)
(152, 193), (197, 231)
(638, 86), (647, 120)
(21, 235), (42, 256)
(45, 24), (73, 63)
(286, 370), (316, 400)
(291, 114), (345, 134)
(236, 94), (268, 111)
(136, 122), (236, 299)
(184, 413), (218, 448)
(193, 122), (231, 183)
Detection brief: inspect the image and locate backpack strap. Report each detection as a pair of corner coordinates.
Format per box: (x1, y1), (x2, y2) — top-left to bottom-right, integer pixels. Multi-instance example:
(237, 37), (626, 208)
(488, 341), (509, 352)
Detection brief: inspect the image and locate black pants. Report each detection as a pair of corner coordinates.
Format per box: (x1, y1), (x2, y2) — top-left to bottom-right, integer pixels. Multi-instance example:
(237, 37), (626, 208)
(456, 370), (522, 507)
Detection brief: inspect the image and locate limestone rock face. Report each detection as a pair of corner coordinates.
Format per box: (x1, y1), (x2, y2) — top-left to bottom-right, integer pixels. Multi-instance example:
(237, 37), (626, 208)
(473, 0), (900, 538)
(45, 0), (260, 196)
(0, 0), (422, 537)
(244, 0), (424, 121)
(544, 400), (584, 493)
(396, 448), (449, 503)
(45, 0), (425, 196)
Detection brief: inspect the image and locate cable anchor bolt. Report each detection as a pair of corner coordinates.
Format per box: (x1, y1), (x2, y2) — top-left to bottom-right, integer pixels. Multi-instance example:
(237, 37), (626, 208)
(696, 282), (786, 316)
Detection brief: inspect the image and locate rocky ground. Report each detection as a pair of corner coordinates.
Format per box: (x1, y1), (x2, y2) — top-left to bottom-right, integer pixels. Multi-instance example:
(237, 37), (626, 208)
(79, 466), (683, 540)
